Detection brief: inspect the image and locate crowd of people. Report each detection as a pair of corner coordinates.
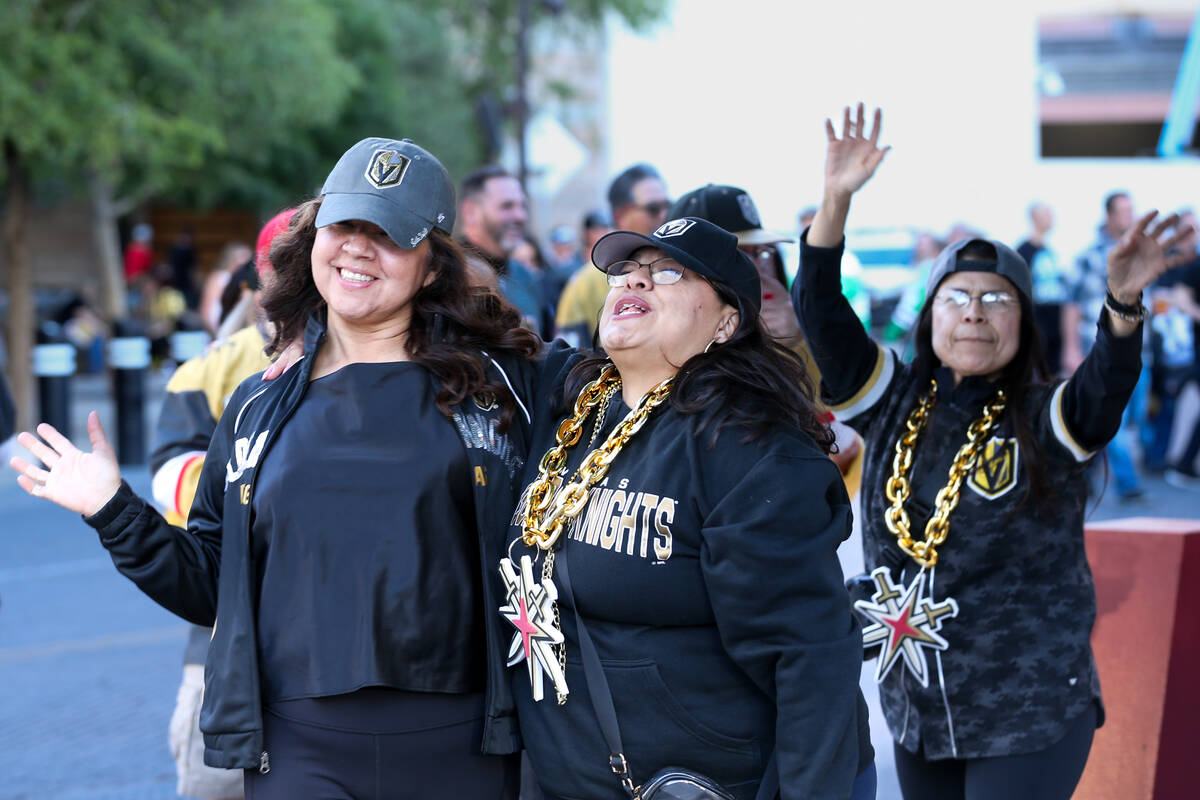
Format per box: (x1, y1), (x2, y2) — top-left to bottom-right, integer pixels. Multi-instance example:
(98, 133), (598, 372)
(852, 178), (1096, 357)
(7, 105), (1192, 800)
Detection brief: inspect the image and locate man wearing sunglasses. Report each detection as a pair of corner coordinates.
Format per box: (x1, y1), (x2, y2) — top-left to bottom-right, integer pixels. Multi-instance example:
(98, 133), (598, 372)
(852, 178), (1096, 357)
(555, 164), (670, 347)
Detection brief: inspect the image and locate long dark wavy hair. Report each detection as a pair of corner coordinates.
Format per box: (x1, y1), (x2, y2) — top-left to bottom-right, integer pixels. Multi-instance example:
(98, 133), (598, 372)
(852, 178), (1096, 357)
(563, 279), (835, 452)
(260, 197), (542, 429)
(910, 241), (1055, 513)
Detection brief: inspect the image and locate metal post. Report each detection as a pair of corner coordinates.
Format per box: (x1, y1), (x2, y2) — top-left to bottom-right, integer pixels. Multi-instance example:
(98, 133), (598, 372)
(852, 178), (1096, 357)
(32, 343), (75, 437)
(169, 330), (210, 364)
(108, 335), (150, 465)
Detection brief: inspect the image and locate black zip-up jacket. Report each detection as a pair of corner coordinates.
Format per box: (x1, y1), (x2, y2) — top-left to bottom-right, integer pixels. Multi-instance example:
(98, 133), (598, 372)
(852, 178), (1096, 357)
(85, 314), (565, 770)
(794, 235), (1137, 759)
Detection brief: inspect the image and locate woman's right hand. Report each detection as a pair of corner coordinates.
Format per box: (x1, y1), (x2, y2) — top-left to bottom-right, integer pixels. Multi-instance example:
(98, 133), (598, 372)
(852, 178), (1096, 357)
(9, 411), (122, 517)
(261, 339), (302, 381)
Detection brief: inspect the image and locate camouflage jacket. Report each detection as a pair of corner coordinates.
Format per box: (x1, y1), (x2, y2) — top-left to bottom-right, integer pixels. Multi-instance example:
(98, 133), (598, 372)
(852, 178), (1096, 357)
(795, 236), (1142, 759)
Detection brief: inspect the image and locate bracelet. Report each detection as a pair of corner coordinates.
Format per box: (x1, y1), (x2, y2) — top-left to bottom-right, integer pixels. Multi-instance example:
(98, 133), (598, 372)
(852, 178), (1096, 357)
(1104, 294), (1146, 324)
(1105, 288), (1143, 314)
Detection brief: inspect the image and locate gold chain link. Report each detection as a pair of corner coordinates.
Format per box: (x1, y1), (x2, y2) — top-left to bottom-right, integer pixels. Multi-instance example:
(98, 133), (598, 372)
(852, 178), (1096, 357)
(883, 380), (1007, 568)
(522, 367), (673, 550)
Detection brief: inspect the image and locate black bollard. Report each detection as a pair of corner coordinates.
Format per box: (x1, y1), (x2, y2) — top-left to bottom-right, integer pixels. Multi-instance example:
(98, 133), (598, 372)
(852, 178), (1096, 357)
(33, 324), (76, 438)
(108, 333), (151, 465)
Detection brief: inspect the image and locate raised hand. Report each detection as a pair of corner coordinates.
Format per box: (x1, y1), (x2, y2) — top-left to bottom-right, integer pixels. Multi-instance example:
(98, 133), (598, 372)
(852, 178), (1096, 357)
(808, 104), (889, 248)
(823, 103), (890, 199)
(1107, 211), (1192, 302)
(9, 412), (122, 517)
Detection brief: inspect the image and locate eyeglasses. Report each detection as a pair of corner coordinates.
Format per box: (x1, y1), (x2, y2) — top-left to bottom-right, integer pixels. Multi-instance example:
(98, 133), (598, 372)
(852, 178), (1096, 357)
(635, 200), (672, 218)
(740, 245), (779, 264)
(935, 288), (1019, 312)
(603, 257), (685, 287)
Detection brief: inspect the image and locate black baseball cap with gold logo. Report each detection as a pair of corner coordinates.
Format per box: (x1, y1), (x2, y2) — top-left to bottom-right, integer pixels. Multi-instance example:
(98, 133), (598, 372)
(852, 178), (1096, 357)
(315, 137), (455, 250)
(592, 217), (762, 312)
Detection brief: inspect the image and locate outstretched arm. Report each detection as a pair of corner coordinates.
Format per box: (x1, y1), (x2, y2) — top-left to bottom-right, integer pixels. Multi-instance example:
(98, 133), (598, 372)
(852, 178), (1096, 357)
(794, 105), (896, 424)
(1051, 211), (1197, 457)
(10, 410), (223, 625)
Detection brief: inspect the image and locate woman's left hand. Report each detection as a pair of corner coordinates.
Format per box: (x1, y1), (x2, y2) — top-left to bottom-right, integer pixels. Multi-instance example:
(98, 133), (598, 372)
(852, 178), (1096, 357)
(1107, 210), (1192, 302)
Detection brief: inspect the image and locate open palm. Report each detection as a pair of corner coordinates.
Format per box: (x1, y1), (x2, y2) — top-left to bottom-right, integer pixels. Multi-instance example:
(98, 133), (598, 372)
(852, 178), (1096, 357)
(1107, 211), (1191, 300)
(9, 411), (123, 517)
(824, 103), (890, 197)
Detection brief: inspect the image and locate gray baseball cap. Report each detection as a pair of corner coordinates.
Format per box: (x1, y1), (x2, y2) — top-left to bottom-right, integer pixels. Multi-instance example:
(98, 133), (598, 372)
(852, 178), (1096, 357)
(315, 137), (455, 250)
(924, 238), (1033, 306)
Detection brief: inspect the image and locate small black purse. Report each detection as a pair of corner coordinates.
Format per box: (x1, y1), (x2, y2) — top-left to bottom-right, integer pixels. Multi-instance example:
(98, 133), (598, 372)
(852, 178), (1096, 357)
(556, 551), (777, 800)
(637, 767), (737, 800)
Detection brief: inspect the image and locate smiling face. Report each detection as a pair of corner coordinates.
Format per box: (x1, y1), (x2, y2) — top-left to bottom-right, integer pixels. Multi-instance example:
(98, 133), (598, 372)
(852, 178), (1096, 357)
(311, 219), (434, 333)
(599, 247), (738, 376)
(930, 271), (1022, 384)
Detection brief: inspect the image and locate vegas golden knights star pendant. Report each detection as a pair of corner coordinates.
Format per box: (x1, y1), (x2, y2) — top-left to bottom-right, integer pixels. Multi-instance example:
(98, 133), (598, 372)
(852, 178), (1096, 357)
(854, 566), (959, 687)
(498, 555), (569, 702)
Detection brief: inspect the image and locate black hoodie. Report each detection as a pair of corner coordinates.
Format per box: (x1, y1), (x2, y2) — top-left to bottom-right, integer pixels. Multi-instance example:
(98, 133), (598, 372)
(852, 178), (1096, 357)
(508, 355), (870, 800)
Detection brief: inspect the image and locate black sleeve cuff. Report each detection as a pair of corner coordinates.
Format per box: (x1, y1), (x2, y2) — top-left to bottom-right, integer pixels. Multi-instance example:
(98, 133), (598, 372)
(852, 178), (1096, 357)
(83, 480), (143, 536)
(798, 231), (847, 295)
(1092, 310), (1144, 366)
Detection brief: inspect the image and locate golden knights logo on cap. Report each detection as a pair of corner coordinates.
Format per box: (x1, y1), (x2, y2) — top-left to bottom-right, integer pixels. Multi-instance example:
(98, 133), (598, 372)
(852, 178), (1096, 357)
(654, 219), (696, 239)
(968, 436), (1019, 500)
(364, 149), (411, 189)
(736, 193), (761, 227)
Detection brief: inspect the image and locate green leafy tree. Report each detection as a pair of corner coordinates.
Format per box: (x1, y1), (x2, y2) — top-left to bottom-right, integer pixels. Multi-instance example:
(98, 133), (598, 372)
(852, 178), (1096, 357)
(0, 0), (354, 427)
(173, 0), (481, 212)
(0, 0), (668, 430)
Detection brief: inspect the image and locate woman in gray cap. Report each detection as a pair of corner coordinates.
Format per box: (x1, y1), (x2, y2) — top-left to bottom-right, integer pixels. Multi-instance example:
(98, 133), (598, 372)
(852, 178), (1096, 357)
(794, 105), (1186, 800)
(504, 216), (875, 799)
(10, 137), (544, 798)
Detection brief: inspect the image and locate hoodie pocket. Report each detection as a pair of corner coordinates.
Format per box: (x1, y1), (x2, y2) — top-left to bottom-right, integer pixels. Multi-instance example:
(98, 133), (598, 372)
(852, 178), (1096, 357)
(603, 659), (759, 760)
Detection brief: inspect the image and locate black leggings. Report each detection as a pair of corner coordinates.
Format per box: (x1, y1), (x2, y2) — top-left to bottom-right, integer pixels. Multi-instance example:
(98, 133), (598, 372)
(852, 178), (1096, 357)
(243, 688), (519, 800)
(892, 704), (1097, 800)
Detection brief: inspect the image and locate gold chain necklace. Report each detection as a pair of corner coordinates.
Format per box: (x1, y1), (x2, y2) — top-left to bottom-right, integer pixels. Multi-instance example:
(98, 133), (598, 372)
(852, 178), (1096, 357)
(883, 379), (1007, 568)
(499, 365), (673, 706)
(522, 366), (674, 551)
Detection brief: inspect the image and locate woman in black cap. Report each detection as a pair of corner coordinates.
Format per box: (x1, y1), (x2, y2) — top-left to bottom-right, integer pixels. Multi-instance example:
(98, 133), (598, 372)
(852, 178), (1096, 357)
(504, 215), (875, 799)
(794, 105), (1186, 800)
(10, 137), (542, 798)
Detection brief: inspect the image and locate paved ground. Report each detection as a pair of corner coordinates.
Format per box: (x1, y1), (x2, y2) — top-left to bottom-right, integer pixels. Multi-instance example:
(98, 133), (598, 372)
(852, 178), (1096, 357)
(2, 371), (1198, 799)
(1, 371), (184, 799)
